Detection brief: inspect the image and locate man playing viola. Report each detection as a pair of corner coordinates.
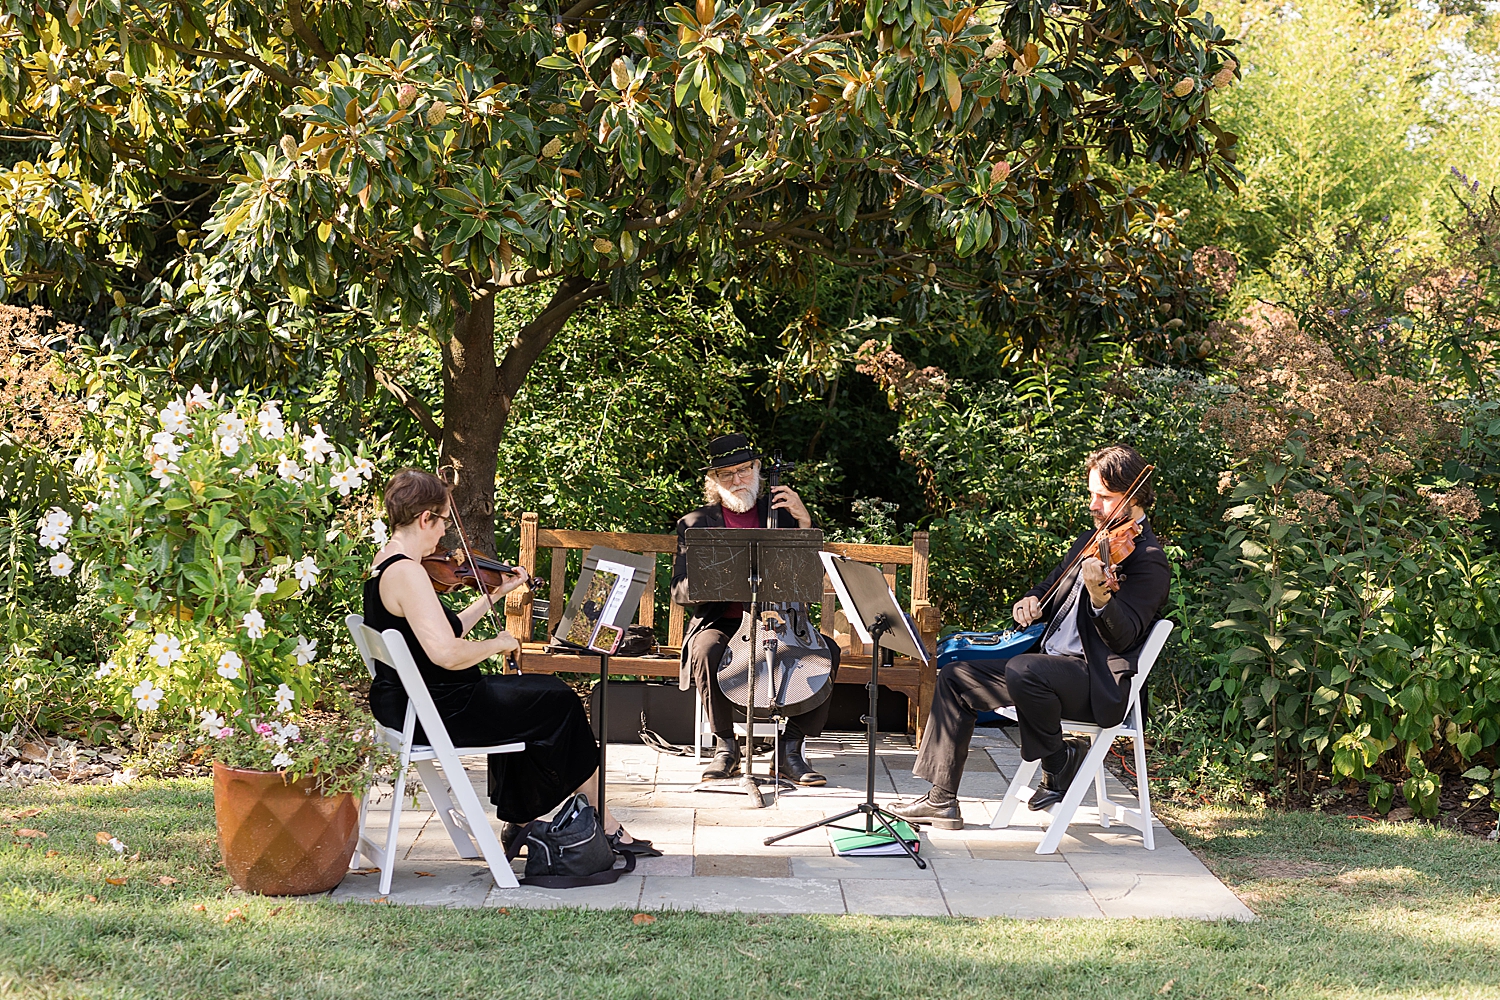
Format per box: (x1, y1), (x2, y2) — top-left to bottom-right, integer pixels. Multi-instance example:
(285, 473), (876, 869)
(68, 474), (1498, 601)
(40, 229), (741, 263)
(892, 444), (1171, 829)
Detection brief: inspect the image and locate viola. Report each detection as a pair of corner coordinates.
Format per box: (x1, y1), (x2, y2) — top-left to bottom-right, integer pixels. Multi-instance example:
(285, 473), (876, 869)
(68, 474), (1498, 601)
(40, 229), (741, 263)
(421, 547), (542, 595)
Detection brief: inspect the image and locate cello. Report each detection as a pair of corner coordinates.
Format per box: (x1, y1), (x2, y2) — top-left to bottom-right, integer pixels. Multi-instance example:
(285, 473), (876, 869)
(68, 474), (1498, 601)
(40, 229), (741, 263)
(713, 451), (836, 718)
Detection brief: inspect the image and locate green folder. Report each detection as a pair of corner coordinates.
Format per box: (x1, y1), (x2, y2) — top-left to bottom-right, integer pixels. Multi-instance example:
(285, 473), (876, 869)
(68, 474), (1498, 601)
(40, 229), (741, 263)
(830, 819), (921, 857)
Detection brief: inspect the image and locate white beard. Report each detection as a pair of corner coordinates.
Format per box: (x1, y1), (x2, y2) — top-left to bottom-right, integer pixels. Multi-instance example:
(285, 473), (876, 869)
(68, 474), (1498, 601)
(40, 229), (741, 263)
(708, 470), (761, 513)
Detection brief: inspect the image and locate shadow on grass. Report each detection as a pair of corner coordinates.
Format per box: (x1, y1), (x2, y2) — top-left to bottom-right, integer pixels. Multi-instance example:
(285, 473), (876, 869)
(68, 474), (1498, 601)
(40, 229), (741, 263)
(2, 782), (1499, 999)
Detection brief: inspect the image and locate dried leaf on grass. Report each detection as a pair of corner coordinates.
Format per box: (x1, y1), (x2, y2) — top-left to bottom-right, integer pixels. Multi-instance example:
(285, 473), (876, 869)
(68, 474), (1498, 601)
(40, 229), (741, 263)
(84, 894), (97, 902)
(1158, 980), (1176, 995)
(223, 907), (246, 923)
(104, 876), (127, 886)
(45, 850), (59, 857)
(631, 913), (657, 925)
(192, 903), (206, 912)
(16, 828), (46, 838)
(156, 876), (177, 886)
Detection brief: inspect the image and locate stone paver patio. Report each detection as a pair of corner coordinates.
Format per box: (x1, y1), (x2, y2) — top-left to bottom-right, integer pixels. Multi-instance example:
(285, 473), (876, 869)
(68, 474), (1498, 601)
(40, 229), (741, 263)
(329, 728), (1254, 920)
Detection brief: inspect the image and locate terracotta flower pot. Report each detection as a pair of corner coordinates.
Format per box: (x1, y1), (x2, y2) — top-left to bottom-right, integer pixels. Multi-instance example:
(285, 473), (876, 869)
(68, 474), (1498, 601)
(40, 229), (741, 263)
(212, 762), (361, 896)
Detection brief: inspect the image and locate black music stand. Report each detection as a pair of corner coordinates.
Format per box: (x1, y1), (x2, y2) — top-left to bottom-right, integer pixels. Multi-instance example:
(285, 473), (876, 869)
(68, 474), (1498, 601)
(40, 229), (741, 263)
(552, 546), (655, 824)
(764, 552), (930, 868)
(683, 527), (824, 807)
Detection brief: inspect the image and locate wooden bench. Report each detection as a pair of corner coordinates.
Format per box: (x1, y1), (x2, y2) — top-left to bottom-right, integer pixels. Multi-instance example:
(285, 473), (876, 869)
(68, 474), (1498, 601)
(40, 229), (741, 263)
(502, 513), (944, 742)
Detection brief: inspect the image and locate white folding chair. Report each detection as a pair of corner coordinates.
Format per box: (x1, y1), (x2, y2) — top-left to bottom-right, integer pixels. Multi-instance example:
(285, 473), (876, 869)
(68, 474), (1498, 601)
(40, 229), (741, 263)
(990, 619), (1174, 855)
(346, 614), (525, 894)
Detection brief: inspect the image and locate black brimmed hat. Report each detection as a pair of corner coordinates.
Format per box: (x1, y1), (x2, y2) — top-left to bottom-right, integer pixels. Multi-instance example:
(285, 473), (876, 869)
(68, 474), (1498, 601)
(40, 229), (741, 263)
(702, 433), (760, 471)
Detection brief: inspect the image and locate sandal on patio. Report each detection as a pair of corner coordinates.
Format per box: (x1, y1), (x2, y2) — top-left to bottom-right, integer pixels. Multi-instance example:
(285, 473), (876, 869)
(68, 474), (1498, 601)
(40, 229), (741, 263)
(607, 828), (662, 857)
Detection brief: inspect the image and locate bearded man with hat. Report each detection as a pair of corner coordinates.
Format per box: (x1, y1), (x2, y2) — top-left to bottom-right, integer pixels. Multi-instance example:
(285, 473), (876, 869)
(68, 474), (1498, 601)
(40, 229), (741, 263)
(670, 433), (840, 784)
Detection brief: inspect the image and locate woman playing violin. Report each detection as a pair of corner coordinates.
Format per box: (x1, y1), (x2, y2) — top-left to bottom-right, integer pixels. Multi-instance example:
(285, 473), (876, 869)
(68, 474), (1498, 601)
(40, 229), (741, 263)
(891, 444), (1172, 830)
(364, 468), (652, 855)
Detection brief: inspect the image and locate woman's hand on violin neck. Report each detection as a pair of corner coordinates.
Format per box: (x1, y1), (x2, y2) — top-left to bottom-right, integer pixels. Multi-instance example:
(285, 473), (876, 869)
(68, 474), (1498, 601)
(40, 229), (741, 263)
(1013, 595), (1042, 627)
(485, 567), (529, 600)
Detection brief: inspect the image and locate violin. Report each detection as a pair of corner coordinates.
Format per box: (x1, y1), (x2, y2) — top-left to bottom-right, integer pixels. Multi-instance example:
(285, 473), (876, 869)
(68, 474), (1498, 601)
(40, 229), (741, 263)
(427, 467), (533, 673)
(421, 548), (543, 595)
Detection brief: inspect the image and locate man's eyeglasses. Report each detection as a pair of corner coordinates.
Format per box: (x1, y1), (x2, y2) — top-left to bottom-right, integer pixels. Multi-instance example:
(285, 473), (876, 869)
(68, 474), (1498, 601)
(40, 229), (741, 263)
(715, 463), (758, 484)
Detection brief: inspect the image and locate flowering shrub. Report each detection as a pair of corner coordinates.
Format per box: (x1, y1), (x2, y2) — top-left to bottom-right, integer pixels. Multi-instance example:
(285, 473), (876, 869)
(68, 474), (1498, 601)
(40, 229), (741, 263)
(204, 710), (393, 797)
(54, 386), (384, 735)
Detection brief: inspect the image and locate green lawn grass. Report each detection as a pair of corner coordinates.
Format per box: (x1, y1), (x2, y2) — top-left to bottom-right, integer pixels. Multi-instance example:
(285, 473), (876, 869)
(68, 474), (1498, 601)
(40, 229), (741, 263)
(1, 780), (1497, 999)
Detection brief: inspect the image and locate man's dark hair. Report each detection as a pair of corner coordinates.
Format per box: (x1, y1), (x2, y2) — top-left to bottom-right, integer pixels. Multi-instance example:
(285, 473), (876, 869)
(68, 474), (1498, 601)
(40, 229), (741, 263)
(1085, 444), (1154, 509)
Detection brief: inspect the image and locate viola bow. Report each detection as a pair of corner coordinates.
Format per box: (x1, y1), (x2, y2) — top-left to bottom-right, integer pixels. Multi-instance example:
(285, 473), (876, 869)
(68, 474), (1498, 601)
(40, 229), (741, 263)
(1033, 464), (1156, 610)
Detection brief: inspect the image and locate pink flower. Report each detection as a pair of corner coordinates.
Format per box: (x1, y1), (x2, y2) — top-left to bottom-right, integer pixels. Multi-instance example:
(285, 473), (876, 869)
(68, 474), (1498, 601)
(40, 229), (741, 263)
(255, 722), (274, 736)
(215, 727), (233, 739)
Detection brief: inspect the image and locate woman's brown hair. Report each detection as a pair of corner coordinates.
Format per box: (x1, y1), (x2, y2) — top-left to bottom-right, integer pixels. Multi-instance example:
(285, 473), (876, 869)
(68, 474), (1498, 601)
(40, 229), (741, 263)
(383, 468), (449, 528)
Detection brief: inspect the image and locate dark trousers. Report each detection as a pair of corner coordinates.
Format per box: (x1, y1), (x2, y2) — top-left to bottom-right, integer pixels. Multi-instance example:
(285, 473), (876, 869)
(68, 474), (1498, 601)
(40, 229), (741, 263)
(913, 653), (1093, 794)
(688, 619), (838, 740)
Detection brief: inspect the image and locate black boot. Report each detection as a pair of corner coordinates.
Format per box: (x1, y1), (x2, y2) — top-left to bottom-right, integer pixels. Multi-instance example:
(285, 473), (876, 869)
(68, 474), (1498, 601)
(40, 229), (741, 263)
(1028, 736), (1089, 811)
(701, 737), (742, 780)
(775, 735), (826, 786)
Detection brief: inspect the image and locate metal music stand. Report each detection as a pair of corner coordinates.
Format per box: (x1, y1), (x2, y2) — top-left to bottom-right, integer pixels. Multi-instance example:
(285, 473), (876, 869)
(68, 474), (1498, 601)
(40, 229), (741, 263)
(684, 527), (824, 807)
(764, 552), (930, 868)
(552, 546), (655, 825)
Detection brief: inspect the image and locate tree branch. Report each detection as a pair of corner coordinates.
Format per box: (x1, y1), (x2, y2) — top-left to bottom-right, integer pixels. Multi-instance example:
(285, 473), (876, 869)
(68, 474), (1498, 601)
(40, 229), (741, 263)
(129, 3), (305, 91)
(495, 276), (608, 401)
(373, 366), (443, 442)
(287, 0), (334, 62)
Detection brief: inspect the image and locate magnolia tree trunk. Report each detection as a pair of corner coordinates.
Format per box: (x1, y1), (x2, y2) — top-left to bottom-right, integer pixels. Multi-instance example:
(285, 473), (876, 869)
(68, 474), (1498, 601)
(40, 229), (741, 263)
(438, 276), (605, 556)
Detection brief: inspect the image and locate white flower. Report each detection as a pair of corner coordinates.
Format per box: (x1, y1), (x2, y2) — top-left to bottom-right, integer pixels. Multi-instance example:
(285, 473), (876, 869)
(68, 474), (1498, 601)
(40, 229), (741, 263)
(293, 635), (317, 666)
(270, 752), (293, 769)
(218, 434), (242, 457)
(43, 507), (73, 531)
(274, 721), (300, 742)
(160, 399), (190, 434)
(131, 679), (164, 712)
(148, 457), (179, 482)
(38, 524), (68, 551)
(292, 555), (319, 592)
(186, 384), (215, 409)
(199, 709), (226, 732)
(94, 660), (116, 679)
(216, 412), (247, 440)
(300, 424), (334, 465)
(146, 633), (182, 667)
(276, 455), (305, 481)
(49, 552), (75, 576)
(370, 518), (389, 546)
(83, 501), (99, 513)
(256, 403), (286, 440)
(273, 683), (296, 714)
(353, 456), (376, 482)
(241, 609), (266, 640)
(239, 463), (260, 478)
(149, 430), (183, 462)
(216, 650), (243, 680)
(254, 575), (277, 597)
(329, 467), (360, 497)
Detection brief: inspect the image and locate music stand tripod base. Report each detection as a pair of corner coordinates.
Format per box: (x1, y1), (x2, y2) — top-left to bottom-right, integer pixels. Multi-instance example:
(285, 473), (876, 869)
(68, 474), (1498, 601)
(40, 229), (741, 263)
(763, 581), (929, 869)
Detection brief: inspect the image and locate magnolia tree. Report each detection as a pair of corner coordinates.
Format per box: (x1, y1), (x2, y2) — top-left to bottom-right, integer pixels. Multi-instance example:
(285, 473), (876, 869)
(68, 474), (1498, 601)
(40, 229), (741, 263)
(1, 0), (1240, 545)
(46, 385), (384, 739)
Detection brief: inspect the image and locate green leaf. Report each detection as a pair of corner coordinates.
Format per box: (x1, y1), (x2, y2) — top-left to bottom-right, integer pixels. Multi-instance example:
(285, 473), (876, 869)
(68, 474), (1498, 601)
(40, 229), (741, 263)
(162, 497), (192, 511)
(537, 55), (575, 70)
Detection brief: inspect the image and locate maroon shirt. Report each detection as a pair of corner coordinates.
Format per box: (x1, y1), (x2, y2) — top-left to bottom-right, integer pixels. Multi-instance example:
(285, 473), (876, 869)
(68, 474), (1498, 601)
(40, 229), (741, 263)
(719, 503), (763, 614)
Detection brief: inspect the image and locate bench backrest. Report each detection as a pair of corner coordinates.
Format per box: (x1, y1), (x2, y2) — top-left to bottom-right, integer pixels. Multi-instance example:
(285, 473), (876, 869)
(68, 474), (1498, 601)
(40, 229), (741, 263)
(503, 512), (933, 653)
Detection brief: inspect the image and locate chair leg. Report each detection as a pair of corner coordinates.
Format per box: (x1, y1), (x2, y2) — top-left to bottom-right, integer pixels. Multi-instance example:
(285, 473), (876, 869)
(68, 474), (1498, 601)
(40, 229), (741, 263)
(1094, 743), (1113, 830)
(414, 758), (480, 859)
(1036, 739), (1112, 855)
(990, 758), (1041, 829)
(1133, 725), (1155, 850)
(434, 753), (519, 889)
(379, 764), (408, 896)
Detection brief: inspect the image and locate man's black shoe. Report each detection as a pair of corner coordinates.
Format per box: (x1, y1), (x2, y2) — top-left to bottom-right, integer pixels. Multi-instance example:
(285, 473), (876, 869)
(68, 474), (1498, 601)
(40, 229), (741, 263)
(1028, 737), (1090, 811)
(889, 790), (962, 830)
(774, 738), (826, 786)
(701, 742), (742, 780)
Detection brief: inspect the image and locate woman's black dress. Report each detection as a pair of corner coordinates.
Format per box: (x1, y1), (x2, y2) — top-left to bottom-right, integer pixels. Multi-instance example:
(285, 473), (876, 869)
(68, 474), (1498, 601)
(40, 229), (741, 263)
(363, 554), (598, 823)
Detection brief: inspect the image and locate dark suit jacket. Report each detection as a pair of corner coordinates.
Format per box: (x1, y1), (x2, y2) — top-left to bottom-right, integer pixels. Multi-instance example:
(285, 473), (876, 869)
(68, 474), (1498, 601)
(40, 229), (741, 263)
(671, 497), (800, 687)
(1024, 520), (1171, 729)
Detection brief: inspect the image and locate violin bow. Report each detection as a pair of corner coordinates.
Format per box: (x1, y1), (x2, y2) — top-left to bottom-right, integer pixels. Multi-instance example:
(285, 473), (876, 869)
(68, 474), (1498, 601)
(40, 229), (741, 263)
(437, 465), (516, 670)
(1033, 464), (1156, 610)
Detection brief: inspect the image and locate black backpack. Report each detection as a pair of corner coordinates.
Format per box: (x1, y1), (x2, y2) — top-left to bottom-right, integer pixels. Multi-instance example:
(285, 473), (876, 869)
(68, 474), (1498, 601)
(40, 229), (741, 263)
(506, 793), (636, 888)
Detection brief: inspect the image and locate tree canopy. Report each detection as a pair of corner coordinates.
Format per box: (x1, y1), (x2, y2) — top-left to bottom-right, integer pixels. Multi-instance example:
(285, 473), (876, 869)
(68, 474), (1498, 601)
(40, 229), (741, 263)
(2, 0), (1240, 539)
